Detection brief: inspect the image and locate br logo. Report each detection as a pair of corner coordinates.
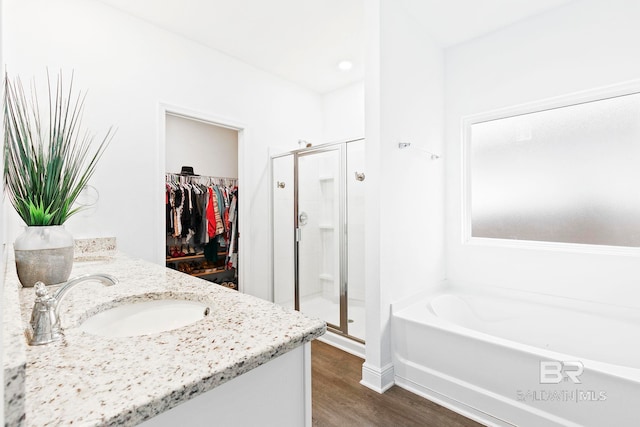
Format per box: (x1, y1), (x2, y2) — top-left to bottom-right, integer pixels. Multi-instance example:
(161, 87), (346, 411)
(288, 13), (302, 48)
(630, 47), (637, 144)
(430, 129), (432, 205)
(539, 361), (584, 384)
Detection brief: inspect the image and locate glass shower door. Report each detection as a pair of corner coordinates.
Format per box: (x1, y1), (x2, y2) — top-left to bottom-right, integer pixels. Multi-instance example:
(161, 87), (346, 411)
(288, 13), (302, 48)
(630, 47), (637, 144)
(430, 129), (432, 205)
(296, 147), (345, 331)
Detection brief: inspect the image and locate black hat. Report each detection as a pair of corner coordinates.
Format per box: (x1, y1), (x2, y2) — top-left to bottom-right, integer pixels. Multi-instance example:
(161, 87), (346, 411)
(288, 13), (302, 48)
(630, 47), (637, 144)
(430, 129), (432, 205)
(180, 166), (198, 176)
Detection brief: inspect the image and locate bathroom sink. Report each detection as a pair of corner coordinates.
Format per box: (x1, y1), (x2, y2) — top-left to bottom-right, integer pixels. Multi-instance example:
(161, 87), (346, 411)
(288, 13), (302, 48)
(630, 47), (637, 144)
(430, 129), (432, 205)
(78, 299), (210, 337)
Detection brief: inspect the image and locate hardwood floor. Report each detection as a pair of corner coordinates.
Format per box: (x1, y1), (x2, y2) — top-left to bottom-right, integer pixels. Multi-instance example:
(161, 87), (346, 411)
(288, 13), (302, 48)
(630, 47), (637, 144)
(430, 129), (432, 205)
(311, 340), (483, 427)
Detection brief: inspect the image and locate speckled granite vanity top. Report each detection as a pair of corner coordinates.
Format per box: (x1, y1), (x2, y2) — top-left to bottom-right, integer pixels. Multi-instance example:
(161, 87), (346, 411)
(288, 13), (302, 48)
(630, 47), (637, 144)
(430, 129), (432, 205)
(3, 248), (325, 426)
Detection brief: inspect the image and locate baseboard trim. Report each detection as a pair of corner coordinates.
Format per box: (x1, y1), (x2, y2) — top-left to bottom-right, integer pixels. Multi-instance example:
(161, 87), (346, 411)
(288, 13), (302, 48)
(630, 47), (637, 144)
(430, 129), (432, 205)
(360, 362), (395, 393)
(317, 331), (365, 359)
(394, 375), (510, 427)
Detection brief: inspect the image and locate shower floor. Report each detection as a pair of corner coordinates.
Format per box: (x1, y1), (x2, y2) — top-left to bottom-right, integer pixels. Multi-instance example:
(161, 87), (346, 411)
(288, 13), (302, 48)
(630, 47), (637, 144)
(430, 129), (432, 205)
(300, 294), (365, 341)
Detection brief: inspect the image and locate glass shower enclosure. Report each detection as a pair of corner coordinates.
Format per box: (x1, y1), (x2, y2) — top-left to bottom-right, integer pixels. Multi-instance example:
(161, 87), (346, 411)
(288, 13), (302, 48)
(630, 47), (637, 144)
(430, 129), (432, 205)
(271, 139), (365, 342)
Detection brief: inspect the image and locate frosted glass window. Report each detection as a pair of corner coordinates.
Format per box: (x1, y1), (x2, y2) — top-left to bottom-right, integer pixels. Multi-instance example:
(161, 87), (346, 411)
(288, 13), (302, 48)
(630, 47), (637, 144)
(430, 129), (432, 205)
(470, 91), (640, 247)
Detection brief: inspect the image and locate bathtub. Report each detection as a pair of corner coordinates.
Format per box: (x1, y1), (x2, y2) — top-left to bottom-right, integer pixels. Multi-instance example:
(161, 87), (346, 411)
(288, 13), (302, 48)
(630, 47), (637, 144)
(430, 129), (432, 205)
(392, 290), (640, 427)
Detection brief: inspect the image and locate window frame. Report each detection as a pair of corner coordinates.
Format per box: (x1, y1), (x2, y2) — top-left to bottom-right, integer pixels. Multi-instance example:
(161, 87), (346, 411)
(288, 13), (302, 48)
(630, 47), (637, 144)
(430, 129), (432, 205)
(461, 80), (640, 256)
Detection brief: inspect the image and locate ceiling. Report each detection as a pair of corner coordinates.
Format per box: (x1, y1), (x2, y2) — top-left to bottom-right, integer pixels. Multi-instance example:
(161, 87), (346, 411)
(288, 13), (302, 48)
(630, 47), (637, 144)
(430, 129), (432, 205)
(97, 0), (576, 94)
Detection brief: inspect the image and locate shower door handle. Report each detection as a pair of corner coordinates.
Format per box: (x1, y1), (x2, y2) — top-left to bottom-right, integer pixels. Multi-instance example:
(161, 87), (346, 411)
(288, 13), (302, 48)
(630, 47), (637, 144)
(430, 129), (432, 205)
(298, 211), (308, 226)
(296, 211), (308, 243)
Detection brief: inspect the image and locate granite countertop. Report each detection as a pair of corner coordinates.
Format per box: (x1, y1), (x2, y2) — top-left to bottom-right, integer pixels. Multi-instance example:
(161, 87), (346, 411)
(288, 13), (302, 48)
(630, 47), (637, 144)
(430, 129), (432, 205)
(3, 244), (325, 426)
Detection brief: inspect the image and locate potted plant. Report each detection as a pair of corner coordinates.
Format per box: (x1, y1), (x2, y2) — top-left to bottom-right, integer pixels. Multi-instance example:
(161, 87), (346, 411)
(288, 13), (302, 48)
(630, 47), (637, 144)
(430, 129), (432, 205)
(3, 71), (114, 287)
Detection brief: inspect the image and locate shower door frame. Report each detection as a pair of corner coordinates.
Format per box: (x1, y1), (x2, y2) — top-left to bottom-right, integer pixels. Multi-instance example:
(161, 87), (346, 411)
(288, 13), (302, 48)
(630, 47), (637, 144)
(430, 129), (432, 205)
(294, 144), (348, 334)
(271, 139), (363, 342)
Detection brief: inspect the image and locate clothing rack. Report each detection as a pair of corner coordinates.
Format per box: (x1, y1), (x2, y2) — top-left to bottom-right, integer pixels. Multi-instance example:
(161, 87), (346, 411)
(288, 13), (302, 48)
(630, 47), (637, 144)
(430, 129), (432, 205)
(165, 172), (237, 188)
(165, 172), (239, 287)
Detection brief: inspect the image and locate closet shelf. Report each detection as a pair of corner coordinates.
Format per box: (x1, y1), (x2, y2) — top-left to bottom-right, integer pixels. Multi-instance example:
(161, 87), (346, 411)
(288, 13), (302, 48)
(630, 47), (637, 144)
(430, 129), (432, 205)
(166, 252), (227, 262)
(318, 224), (334, 230)
(192, 268), (228, 277)
(166, 254), (203, 262)
(319, 274), (334, 281)
(318, 175), (334, 181)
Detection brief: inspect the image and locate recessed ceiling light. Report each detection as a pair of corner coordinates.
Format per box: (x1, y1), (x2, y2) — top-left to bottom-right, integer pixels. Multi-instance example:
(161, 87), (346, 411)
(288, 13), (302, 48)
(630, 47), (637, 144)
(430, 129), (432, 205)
(337, 60), (353, 71)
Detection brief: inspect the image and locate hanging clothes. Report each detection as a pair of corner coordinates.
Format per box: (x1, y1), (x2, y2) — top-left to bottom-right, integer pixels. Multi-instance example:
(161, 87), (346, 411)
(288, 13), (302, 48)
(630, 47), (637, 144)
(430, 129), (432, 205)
(165, 173), (239, 272)
(166, 183), (174, 234)
(172, 186), (183, 238)
(213, 185), (225, 236)
(226, 188), (238, 269)
(206, 187), (217, 238)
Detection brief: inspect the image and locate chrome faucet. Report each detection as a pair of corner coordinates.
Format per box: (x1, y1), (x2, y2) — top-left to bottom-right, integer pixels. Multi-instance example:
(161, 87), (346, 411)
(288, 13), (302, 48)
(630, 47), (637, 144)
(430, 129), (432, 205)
(28, 273), (118, 346)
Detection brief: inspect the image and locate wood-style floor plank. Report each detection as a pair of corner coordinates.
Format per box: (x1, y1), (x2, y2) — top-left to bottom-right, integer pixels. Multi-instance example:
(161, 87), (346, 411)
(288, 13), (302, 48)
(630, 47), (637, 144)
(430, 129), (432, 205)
(311, 340), (483, 427)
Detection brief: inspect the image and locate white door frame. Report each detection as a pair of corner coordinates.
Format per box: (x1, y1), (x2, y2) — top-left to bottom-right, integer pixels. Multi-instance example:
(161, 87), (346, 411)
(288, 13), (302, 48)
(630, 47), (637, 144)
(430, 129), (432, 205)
(156, 102), (247, 293)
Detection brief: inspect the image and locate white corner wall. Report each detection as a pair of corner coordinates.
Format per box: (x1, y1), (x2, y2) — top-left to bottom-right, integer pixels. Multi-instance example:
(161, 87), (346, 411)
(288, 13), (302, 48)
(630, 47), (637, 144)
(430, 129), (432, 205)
(3, 0), (323, 300)
(363, 0), (445, 392)
(445, 0), (640, 308)
(322, 81), (365, 143)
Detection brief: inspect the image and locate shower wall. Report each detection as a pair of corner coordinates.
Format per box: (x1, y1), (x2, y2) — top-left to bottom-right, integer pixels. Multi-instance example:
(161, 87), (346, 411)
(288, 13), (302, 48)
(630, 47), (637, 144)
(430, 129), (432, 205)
(298, 150), (341, 303)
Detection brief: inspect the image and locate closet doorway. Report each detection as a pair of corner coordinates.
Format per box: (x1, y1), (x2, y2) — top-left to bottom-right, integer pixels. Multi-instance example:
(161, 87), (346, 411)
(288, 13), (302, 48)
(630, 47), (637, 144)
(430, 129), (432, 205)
(163, 109), (242, 291)
(271, 139), (365, 343)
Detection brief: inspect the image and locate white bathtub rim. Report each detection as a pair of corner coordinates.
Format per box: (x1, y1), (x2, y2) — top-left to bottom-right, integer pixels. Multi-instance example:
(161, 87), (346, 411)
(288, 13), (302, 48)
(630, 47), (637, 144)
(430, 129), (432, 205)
(390, 281), (448, 312)
(393, 296), (640, 382)
(426, 292), (640, 325)
(452, 280), (640, 318)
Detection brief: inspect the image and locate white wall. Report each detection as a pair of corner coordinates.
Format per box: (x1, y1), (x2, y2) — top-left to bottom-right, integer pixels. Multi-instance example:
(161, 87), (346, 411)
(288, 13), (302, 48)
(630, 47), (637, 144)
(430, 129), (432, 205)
(445, 0), (640, 308)
(322, 81), (365, 143)
(165, 114), (238, 179)
(363, 0), (445, 391)
(4, 0), (323, 300)
(0, 0), (5, 423)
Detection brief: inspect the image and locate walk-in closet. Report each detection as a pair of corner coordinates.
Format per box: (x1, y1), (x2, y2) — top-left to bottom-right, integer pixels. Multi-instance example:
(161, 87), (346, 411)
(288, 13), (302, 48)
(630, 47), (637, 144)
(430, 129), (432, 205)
(165, 113), (239, 290)
(271, 139), (365, 342)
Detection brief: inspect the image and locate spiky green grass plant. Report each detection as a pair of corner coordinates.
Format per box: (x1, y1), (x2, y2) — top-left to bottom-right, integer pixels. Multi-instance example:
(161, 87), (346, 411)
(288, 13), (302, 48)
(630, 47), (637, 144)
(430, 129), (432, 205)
(3, 71), (114, 225)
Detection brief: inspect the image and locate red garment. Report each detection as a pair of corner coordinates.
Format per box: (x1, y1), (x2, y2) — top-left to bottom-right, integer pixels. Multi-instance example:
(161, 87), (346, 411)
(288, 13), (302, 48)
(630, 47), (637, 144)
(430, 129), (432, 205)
(206, 187), (216, 238)
(223, 207), (230, 245)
